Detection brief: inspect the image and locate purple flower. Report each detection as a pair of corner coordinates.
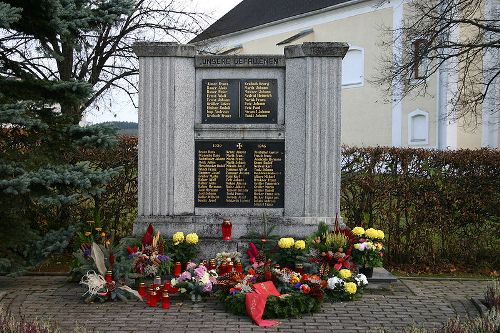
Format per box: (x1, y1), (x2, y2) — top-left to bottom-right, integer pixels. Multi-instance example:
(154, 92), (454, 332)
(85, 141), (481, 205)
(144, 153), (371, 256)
(157, 255), (170, 262)
(194, 266), (207, 278)
(178, 271), (191, 282)
(202, 282), (212, 293)
(186, 262), (197, 270)
(294, 282), (302, 289)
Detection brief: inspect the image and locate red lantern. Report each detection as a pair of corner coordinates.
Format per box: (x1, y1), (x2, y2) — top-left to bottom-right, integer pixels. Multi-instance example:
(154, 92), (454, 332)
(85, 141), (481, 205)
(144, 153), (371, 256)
(162, 292), (170, 309)
(138, 282), (146, 298)
(222, 219), (232, 240)
(105, 270), (113, 283)
(174, 261), (182, 276)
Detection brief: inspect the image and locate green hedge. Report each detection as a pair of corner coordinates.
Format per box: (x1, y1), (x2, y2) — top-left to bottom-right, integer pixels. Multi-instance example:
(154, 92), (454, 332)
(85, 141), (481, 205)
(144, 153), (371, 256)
(341, 146), (500, 272)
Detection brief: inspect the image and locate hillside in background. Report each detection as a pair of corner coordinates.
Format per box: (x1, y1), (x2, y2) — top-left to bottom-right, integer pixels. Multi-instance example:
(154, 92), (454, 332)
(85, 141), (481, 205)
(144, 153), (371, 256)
(101, 121), (138, 136)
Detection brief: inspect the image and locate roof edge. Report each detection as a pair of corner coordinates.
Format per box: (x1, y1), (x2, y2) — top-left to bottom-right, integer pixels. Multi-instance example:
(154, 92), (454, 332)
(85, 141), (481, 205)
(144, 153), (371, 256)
(192, 0), (369, 45)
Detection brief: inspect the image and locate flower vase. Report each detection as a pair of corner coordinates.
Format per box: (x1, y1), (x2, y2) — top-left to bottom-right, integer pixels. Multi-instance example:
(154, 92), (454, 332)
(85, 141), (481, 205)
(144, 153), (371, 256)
(191, 293), (202, 302)
(359, 266), (374, 278)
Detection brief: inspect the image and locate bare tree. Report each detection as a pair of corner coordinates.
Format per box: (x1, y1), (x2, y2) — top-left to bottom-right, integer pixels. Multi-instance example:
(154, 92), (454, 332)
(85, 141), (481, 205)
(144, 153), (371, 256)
(374, 0), (499, 125)
(0, 0), (209, 122)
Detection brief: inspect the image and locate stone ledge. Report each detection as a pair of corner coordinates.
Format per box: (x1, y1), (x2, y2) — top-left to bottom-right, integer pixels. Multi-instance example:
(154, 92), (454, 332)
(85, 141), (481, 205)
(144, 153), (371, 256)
(284, 42), (349, 59)
(133, 42), (196, 57)
(368, 267), (398, 284)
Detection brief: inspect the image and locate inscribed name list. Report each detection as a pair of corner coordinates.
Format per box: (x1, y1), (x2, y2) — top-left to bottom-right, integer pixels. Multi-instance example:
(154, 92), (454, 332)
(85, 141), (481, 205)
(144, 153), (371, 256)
(195, 141), (284, 208)
(202, 79), (277, 123)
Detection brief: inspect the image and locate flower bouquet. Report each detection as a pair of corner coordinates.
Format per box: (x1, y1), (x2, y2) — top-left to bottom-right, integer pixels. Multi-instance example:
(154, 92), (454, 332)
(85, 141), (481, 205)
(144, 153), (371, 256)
(128, 224), (172, 279)
(80, 243), (142, 303)
(325, 268), (368, 301)
(308, 221), (356, 276)
(171, 262), (217, 302)
(273, 237), (307, 269)
(351, 227), (384, 277)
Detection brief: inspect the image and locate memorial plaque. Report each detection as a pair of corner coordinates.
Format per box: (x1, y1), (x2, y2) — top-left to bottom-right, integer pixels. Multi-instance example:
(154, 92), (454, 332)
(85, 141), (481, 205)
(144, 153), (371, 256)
(195, 141), (284, 208)
(202, 79), (278, 123)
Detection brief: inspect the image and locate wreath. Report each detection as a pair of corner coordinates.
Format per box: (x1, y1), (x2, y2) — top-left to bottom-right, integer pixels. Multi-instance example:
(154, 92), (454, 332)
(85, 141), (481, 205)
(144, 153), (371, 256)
(219, 291), (323, 319)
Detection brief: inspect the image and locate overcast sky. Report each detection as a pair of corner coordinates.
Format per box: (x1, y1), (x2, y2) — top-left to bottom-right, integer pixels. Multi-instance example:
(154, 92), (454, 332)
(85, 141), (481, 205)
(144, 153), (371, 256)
(86, 0), (242, 124)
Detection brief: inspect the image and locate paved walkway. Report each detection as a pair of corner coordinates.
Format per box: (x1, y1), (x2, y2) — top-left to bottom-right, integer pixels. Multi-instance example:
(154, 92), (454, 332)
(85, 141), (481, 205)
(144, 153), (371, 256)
(0, 276), (492, 332)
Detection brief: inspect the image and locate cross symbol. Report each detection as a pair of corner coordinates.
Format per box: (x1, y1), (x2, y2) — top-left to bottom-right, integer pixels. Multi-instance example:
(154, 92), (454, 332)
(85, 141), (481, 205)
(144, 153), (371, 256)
(236, 143), (243, 149)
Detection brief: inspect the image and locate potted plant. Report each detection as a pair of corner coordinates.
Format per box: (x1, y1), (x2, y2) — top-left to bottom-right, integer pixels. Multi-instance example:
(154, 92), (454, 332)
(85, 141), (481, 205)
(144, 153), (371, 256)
(350, 227), (384, 278)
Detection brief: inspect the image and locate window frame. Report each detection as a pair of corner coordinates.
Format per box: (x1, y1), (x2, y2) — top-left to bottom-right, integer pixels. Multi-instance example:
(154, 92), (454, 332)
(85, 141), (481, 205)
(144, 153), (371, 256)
(408, 109), (429, 145)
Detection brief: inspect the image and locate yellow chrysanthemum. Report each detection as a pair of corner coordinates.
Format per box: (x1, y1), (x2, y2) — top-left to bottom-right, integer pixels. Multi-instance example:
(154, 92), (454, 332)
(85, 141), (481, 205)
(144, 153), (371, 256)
(352, 227), (365, 236)
(353, 243), (361, 250)
(338, 269), (352, 279)
(294, 240), (306, 250)
(344, 282), (357, 294)
(290, 275), (300, 284)
(278, 237), (295, 249)
(377, 230), (385, 239)
(365, 228), (378, 239)
(186, 233), (199, 245)
(173, 232), (185, 245)
(375, 242), (383, 251)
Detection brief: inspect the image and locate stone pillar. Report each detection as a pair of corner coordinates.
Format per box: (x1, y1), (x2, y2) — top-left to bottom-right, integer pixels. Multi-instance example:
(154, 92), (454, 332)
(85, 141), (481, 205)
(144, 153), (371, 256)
(133, 42), (196, 222)
(284, 42), (349, 221)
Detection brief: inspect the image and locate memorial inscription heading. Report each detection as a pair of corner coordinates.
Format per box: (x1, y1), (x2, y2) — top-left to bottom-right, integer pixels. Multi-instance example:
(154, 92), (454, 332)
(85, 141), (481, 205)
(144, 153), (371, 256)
(195, 141), (285, 208)
(202, 79), (278, 123)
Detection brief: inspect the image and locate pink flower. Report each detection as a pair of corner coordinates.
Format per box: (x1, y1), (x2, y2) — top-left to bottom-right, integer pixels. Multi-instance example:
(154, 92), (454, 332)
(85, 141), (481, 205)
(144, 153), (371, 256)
(202, 282), (213, 293)
(194, 266), (207, 279)
(186, 262), (197, 270)
(179, 271), (191, 282)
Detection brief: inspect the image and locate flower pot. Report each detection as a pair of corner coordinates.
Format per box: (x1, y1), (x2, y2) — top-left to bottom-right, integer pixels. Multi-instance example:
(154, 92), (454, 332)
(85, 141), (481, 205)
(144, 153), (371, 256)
(359, 266), (374, 278)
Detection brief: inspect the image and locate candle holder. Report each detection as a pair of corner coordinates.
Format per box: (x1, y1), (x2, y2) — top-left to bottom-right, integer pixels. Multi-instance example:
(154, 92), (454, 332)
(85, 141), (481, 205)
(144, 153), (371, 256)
(150, 291), (157, 307)
(221, 219), (232, 240)
(173, 262), (182, 277)
(162, 291), (170, 309)
(105, 270), (113, 283)
(138, 282), (146, 298)
(235, 262), (243, 273)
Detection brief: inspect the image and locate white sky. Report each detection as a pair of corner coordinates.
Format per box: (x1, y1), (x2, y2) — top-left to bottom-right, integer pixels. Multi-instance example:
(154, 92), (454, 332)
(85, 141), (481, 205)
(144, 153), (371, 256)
(86, 0), (242, 124)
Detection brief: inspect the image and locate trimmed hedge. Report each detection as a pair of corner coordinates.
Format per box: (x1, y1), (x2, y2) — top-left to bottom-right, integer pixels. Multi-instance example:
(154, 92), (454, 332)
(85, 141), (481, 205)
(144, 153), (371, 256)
(341, 147), (500, 272)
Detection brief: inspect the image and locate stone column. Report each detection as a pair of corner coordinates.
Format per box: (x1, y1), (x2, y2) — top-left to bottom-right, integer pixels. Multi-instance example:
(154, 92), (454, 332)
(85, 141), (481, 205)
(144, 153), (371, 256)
(284, 42), (349, 221)
(133, 42), (196, 222)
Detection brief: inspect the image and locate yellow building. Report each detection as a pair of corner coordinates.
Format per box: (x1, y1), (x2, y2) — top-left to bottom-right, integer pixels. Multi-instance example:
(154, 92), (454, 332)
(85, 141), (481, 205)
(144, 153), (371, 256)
(191, 0), (499, 149)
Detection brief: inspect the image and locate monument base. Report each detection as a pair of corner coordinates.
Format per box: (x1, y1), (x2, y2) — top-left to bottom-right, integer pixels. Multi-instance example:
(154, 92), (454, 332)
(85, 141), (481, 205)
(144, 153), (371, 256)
(134, 215), (344, 239)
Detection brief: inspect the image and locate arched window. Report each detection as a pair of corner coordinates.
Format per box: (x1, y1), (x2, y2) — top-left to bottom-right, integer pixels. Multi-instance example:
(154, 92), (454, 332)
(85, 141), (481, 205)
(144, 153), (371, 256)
(408, 109), (429, 145)
(342, 47), (364, 87)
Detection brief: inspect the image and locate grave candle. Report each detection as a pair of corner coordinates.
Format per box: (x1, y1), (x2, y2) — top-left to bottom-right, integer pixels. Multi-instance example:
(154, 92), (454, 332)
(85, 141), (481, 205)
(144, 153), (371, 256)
(150, 292), (157, 307)
(173, 262), (182, 277)
(235, 262), (243, 273)
(138, 282), (146, 298)
(162, 291), (170, 309)
(105, 270), (113, 283)
(222, 219), (232, 240)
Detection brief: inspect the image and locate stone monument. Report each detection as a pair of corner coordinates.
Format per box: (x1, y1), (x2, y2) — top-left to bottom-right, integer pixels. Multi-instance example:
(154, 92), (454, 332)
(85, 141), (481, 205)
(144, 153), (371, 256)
(132, 42), (349, 255)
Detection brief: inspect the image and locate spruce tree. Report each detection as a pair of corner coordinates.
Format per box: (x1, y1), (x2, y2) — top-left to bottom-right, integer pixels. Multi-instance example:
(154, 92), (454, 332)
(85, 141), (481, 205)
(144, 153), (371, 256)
(0, 1), (123, 270)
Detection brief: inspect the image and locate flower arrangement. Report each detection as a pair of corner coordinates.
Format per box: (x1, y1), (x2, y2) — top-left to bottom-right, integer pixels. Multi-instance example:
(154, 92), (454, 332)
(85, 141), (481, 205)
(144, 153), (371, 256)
(169, 231), (199, 264)
(79, 243), (141, 303)
(128, 224), (172, 278)
(171, 262), (217, 301)
(351, 226), (384, 269)
(274, 237), (308, 269)
(325, 269), (368, 301)
(308, 221), (356, 276)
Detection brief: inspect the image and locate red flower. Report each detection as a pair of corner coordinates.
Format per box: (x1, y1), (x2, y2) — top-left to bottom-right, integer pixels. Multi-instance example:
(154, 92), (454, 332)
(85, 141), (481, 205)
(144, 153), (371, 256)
(142, 224), (154, 245)
(300, 284), (311, 294)
(248, 268), (256, 275)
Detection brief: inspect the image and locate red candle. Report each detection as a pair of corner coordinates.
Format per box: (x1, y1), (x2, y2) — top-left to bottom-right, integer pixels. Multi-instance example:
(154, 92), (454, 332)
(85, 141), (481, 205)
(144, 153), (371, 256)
(222, 219), (232, 240)
(264, 270), (272, 281)
(146, 287), (153, 305)
(228, 261), (234, 273)
(105, 270), (113, 283)
(220, 262), (228, 275)
(162, 292), (170, 309)
(173, 262), (182, 277)
(235, 262), (243, 273)
(138, 282), (146, 298)
(150, 292), (157, 307)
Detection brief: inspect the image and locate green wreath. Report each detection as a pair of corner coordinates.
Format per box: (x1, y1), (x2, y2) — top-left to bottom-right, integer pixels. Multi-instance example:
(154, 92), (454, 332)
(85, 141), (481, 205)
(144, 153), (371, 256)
(219, 291), (323, 319)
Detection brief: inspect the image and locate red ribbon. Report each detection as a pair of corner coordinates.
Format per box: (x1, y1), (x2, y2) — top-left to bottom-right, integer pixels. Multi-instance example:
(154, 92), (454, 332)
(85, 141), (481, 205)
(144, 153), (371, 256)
(245, 281), (280, 327)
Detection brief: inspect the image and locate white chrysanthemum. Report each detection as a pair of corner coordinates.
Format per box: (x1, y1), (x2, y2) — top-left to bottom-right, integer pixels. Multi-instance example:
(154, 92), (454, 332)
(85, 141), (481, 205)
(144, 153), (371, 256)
(355, 273), (368, 286)
(327, 276), (344, 290)
(200, 271), (210, 284)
